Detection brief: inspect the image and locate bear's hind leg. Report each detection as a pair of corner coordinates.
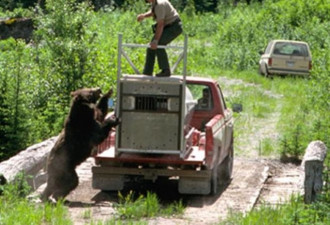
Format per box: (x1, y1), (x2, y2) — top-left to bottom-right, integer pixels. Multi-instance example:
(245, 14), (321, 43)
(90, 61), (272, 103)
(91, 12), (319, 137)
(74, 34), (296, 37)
(52, 170), (79, 201)
(40, 185), (52, 202)
(40, 177), (57, 202)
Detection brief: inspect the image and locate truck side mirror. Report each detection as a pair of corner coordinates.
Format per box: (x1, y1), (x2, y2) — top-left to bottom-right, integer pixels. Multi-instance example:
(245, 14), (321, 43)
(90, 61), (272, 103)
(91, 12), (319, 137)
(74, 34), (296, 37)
(232, 103), (243, 113)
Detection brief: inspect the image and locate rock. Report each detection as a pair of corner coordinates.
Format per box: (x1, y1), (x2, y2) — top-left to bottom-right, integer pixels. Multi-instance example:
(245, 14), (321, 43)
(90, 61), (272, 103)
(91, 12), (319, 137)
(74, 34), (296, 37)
(0, 136), (58, 190)
(0, 17), (34, 42)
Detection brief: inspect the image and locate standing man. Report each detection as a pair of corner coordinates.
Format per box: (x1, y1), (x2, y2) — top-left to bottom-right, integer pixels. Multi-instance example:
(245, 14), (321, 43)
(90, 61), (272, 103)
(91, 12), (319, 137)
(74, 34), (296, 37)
(137, 0), (183, 77)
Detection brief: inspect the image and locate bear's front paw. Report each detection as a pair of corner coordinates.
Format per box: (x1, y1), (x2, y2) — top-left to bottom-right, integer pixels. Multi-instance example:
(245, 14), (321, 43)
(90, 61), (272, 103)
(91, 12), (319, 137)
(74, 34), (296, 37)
(103, 88), (113, 98)
(105, 116), (121, 126)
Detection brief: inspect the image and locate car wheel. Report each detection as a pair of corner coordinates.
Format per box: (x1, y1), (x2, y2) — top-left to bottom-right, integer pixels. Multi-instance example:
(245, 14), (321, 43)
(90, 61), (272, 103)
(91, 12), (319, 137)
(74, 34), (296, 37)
(258, 65), (263, 75)
(264, 66), (270, 78)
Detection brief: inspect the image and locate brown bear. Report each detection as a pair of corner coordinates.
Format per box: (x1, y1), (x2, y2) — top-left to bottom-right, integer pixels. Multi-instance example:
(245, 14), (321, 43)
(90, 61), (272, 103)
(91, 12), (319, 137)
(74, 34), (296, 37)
(41, 87), (119, 202)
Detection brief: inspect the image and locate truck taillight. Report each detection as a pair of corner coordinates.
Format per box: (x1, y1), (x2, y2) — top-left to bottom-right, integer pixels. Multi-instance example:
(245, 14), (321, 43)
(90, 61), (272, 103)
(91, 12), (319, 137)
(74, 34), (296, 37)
(309, 61), (312, 70)
(268, 58), (272, 66)
(205, 127), (213, 153)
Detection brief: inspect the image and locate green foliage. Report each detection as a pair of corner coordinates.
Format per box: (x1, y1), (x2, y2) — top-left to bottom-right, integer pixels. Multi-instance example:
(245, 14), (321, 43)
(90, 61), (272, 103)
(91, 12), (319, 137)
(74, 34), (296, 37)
(34, 0), (95, 100)
(0, 0), (36, 11)
(0, 0), (329, 166)
(220, 194), (330, 225)
(2, 173), (31, 198)
(0, 173), (72, 224)
(259, 138), (276, 156)
(0, 39), (33, 159)
(0, 6), (34, 18)
(116, 191), (184, 220)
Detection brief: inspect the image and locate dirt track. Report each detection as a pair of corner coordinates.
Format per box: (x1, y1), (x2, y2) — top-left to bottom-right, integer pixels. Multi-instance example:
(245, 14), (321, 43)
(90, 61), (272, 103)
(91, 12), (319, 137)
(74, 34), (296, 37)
(34, 77), (304, 224)
(37, 156), (302, 225)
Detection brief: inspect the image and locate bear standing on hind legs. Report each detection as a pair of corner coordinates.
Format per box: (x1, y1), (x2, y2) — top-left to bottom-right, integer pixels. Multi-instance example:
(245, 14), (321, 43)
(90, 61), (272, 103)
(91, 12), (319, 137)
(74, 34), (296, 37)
(41, 87), (120, 202)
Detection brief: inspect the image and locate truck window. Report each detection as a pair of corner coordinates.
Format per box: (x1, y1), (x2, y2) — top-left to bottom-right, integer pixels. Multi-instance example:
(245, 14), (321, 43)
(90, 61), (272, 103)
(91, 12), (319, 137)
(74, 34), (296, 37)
(187, 84), (213, 110)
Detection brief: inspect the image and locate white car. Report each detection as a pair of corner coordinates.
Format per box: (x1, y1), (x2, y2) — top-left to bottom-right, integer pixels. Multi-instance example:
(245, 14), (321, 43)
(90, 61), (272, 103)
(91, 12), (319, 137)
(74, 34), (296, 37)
(259, 40), (312, 77)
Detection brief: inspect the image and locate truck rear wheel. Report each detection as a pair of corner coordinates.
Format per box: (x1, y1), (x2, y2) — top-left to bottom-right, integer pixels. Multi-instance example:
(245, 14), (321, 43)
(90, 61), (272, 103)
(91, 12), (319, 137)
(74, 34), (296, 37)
(212, 145), (233, 195)
(211, 164), (219, 195)
(220, 151), (233, 182)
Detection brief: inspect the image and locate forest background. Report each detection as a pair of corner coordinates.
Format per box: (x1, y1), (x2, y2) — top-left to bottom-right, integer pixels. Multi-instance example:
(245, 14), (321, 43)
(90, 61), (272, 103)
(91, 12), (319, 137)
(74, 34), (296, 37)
(0, 0), (329, 163)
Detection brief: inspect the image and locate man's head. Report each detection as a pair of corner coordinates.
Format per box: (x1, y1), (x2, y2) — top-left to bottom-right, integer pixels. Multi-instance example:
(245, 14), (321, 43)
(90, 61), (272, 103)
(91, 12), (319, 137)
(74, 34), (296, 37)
(202, 88), (209, 99)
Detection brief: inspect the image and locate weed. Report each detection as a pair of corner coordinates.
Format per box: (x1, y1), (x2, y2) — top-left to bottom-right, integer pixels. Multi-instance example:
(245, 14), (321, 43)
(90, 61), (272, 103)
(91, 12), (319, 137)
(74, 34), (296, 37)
(259, 138), (275, 156)
(220, 194), (330, 225)
(103, 218), (148, 225)
(0, 176), (72, 224)
(115, 191), (184, 220)
(83, 208), (92, 219)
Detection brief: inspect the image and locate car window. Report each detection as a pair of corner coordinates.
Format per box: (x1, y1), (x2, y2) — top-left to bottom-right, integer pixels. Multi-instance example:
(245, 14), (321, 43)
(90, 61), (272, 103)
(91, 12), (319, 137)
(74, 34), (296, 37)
(273, 42), (309, 56)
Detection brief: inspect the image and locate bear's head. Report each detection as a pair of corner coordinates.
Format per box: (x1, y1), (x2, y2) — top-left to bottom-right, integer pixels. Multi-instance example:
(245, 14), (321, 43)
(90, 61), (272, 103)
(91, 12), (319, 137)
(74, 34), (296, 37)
(70, 88), (102, 104)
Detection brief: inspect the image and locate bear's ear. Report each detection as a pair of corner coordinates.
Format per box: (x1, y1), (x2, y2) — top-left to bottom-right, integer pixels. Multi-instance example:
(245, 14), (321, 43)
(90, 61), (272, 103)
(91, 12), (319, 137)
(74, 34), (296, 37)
(71, 90), (84, 102)
(92, 88), (102, 98)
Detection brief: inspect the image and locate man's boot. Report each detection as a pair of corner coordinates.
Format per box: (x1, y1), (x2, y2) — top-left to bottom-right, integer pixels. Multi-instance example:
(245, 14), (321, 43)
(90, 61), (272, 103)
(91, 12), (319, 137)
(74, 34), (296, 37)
(156, 69), (171, 77)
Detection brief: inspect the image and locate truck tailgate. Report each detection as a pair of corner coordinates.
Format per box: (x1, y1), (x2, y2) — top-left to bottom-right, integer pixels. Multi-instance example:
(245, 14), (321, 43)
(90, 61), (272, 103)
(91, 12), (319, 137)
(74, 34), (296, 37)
(95, 146), (205, 165)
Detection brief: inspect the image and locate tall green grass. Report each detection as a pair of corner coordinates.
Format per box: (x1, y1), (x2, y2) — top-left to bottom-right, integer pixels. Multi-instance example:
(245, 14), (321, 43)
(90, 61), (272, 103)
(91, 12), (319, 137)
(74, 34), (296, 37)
(116, 191), (184, 220)
(0, 178), (184, 224)
(220, 194), (330, 225)
(0, 174), (72, 225)
(1, 0), (328, 160)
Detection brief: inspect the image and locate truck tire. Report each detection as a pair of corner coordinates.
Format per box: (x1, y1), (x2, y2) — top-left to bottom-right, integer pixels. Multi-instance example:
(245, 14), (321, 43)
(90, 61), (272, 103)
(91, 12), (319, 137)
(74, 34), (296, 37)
(211, 138), (234, 195)
(222, 150), (233, 181)
(218, 144), (234, 184)
(211, 155), (233, 195)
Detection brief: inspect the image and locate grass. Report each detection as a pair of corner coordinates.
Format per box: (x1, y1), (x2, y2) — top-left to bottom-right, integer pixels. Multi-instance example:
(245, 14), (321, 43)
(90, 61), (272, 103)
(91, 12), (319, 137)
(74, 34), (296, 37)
(116, 191), (184, 220)
(220, 194), (330, 225)
(259, 138), (277, 156)
(206, 69), (325, 159)
(0, 176), (72, 225)
(0, 179), (184, 225)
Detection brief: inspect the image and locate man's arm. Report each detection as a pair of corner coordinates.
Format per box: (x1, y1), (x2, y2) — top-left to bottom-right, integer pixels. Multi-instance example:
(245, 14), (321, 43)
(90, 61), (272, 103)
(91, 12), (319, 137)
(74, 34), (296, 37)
(137, 10), (153, 22)
(150, 19), (164, 49)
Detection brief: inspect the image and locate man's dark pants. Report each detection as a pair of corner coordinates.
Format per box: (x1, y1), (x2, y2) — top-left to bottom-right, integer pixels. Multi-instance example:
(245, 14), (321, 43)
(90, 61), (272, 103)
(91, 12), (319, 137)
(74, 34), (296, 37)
(143, 21), (183, 75)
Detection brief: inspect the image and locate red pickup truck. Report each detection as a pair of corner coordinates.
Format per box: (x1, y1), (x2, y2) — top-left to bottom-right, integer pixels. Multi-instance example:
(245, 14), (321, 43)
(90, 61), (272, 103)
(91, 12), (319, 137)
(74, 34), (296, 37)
(92, 75), (234, 195)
